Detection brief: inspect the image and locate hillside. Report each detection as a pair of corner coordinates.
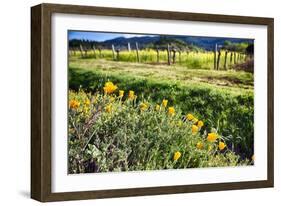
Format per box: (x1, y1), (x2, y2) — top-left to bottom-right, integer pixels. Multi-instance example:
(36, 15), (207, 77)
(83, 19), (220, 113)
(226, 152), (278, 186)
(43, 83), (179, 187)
(69, 34), (253, 51)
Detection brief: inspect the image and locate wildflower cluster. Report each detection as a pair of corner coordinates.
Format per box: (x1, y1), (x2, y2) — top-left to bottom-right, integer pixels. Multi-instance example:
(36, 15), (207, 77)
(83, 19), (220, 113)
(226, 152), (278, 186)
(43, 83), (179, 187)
(68, 82), (250, 174)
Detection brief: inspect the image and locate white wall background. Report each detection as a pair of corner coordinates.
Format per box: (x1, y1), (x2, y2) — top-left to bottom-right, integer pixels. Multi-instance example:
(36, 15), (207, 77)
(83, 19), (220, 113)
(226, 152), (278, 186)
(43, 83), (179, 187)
(0, 0), (279, 205)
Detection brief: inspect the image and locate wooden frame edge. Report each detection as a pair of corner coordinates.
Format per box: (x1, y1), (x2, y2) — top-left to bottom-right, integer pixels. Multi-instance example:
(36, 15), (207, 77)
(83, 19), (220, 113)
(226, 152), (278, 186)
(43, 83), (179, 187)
(42, 180), (272, 202)
(31, 4), (43, 201)
(267, 18), (274, 188)
(31, 3), (53, 202)
(41, 3), (273, 25)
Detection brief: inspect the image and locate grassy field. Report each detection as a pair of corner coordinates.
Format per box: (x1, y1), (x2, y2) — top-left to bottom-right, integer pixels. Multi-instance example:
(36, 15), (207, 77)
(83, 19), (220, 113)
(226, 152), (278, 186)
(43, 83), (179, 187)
(69, 57), (253, 92)
(71, 49), (246, 70)
(68, 52), (254, 173)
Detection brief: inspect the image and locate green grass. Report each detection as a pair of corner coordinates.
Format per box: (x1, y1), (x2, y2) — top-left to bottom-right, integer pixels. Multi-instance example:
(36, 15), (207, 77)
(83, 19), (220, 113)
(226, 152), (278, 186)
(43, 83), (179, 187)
(69, 58), (253, 92)
(68, 54), (254, 160)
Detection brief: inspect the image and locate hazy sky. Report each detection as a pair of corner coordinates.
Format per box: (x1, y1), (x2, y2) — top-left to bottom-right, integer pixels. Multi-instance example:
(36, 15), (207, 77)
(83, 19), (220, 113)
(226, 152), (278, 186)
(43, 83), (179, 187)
(68, 31), (155, 42)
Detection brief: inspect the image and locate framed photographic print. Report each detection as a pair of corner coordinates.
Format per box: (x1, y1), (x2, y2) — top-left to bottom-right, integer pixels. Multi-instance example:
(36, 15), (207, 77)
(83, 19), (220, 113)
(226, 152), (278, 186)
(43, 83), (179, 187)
(31, 3), (274, 202)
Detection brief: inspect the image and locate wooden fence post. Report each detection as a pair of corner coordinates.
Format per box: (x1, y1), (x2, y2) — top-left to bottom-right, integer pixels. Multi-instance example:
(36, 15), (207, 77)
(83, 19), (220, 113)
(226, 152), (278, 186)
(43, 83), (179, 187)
(92, 45), (96, 58)
(237, 53), (240, 63)
(84, 47), (88, 57)
(98, 48), (102, 58)
(172, 48), (176, 64)
(156, 48), (160, 63)
(224, 51), (228, 70)
(213, 44), (217, 70)
(234, 52), (236, 64)
(128, 42), (131, 52)
(116, 49), (120, 61)
(112, 44), (115, 60)
(135, 42), (140, 62)
(216, 50), (221, 70)
(230, 52), (233, 65)
(167, 44), (171, 65)
(79, 44), (84, 57)
(179, 50), (182, 64)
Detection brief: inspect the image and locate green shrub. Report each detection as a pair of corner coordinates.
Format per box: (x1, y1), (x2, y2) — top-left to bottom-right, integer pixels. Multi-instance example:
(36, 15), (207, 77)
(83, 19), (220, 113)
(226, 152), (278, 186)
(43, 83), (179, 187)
(68, 88), (250, 174)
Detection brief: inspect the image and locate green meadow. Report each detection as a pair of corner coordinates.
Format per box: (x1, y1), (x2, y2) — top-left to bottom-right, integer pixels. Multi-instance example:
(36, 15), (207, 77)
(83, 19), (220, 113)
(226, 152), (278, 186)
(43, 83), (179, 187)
(68, 47), (254, 173)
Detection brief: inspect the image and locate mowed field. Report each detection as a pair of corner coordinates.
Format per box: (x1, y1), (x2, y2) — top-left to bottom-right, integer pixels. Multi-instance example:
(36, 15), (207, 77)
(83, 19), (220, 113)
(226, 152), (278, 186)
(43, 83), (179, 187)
(68, 52), (254, 173)
(69, 57), (253, 92)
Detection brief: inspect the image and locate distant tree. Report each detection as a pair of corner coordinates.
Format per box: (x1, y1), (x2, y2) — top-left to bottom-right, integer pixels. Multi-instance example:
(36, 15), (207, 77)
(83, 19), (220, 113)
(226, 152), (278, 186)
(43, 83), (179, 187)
(152, 36), (205, 52)
(69, 39), (101, 49)
(246, 44), (254, 55)
(222, 41), (250, 53)
(154, 36), (187, 50)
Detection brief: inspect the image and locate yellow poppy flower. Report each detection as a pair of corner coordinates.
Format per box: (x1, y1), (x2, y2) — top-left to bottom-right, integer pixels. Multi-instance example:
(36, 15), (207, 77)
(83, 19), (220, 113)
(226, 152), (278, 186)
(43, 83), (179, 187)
(119, 90), (124, 97)
(128, 90), (135, 100)
(218, 142), (226, 150)
(197, 120), (204, 127)
(155, 104), (160, 111)
(140, 103), (148, 111)
(84, 99), (90, 106)
(207, 132), (218, 142)
(105, 104), (112, 113)
(162, 99), (168, 108)
(69, 99), (80, 109)
(192, 125), (199, 134)
(168, 107), (175, 116)
(186, 113), (194, 121)
(173, 151), (181, 161)
(196, 141), (204, 150)
(103, 81), (118, 94)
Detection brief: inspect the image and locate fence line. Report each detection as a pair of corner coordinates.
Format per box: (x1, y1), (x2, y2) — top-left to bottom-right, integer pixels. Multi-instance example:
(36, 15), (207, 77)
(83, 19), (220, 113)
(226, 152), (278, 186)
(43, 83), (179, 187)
(70, 44), (249, 70)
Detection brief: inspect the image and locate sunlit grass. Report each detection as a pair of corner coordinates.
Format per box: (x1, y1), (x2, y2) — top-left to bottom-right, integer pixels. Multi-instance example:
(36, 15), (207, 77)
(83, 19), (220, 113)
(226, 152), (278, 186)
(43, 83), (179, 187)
(69, 57), (253, 93)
